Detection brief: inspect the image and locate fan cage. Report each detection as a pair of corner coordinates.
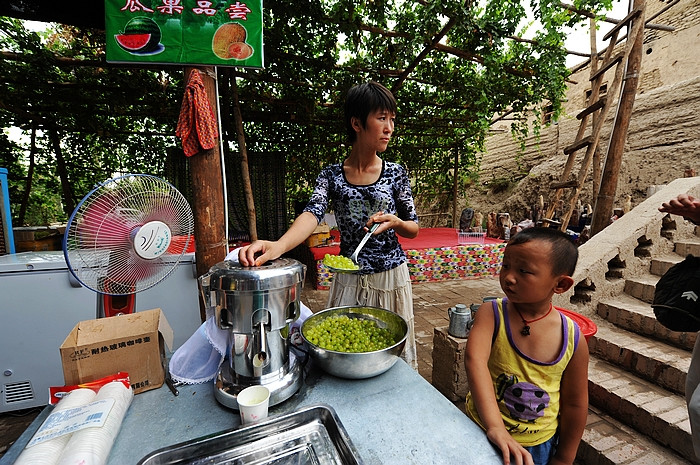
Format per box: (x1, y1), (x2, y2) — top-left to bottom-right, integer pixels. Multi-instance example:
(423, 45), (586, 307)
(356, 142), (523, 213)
(64, 174), (194, 295)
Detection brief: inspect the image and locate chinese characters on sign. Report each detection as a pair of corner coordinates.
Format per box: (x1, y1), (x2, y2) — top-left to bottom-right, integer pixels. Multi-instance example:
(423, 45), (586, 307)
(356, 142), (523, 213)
(105, 0), (263, 67)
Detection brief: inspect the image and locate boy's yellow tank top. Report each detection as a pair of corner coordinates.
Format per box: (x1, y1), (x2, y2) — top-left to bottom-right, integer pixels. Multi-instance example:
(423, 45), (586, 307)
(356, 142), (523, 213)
(465, 298), (581, 446)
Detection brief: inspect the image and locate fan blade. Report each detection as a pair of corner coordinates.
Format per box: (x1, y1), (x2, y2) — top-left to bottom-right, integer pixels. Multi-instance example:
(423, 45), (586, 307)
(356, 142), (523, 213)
(64, 174), (194, 296)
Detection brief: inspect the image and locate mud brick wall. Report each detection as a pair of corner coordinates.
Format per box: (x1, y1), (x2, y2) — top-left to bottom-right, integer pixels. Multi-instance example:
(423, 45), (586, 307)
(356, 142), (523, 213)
(458, 0), (700, 224)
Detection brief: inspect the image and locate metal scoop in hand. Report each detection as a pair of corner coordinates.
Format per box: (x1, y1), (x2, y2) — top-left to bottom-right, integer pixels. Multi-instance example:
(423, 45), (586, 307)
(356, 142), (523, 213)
(350, 223), (379, 265)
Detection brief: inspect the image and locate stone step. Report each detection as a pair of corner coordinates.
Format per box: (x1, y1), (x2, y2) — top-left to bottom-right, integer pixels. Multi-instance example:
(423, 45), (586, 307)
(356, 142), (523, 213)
(597, 293), (698, 351)
(675, 239), (700, 257)
(623, 273), (659, 304)
(649, 252), (684, 277)
(578, 405), (695, 465)
(588, 319), (691, 395)
(588, 356), (696, 463)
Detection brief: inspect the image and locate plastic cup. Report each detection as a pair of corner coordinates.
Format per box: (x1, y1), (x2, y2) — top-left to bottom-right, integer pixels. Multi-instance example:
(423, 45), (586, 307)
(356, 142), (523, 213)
(457, 230), (469, 245)
(237, 385), (270, 425)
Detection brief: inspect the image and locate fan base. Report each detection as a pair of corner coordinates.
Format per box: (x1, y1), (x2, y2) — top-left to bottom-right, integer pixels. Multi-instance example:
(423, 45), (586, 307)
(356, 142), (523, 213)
(99, 293), (136, 318)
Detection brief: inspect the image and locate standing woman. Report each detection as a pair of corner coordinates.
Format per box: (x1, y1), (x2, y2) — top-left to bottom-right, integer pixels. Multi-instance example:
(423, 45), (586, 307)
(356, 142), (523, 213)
(239, 81), (420, 369)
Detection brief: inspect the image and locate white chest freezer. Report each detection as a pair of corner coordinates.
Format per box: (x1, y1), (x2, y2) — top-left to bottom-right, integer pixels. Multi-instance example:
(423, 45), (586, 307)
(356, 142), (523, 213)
(0, 251), (202, 412)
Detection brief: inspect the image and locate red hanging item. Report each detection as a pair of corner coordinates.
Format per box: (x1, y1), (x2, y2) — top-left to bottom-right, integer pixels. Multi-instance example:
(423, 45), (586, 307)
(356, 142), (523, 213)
(176, 69), (219, 157)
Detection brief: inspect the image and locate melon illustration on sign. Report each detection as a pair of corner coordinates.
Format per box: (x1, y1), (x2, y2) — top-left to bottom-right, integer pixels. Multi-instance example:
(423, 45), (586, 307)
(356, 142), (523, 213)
(212, 23), (253, 60)
(115, 17), (162, 55)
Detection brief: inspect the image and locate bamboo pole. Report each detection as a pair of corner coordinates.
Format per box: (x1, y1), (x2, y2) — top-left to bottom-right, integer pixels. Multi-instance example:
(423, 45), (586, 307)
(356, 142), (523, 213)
(589, 19), (602, 202)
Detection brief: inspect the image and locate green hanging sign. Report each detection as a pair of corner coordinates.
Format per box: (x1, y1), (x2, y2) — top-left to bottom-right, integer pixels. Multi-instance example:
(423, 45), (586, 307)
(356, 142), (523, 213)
(105, 0), (263, 68)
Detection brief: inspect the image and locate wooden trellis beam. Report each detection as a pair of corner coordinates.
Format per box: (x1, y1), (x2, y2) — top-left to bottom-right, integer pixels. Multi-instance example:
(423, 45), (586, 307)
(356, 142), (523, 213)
(392, 15), (459, 92)
(558, 1), (673, 31)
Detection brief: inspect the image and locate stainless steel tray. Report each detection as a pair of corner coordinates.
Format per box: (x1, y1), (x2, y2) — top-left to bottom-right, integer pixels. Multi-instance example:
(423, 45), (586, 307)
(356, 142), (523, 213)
(137, 404), (363, 465)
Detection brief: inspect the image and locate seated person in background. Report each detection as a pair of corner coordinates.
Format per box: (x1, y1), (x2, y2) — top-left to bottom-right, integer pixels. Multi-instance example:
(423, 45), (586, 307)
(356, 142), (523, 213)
(465, 227), (589, 465)
(460, 208), (474, 231)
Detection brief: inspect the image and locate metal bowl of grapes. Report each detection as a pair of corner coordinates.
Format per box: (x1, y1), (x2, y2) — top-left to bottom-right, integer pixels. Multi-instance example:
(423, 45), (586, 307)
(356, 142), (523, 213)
(300, 306), (408, 379)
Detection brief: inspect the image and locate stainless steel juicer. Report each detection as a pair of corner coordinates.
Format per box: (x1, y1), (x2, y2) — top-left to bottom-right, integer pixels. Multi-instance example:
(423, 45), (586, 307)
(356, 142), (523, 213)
(198, 257), (305, 409)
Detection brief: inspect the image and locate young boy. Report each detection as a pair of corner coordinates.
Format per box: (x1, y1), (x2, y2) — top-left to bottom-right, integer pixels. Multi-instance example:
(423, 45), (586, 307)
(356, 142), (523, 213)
(465, 227), (589, 465)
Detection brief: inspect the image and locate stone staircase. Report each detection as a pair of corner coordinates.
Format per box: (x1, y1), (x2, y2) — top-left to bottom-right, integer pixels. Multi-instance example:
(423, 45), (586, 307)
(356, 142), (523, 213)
(580, 230), (700, 464)
(553, 177), (700, 465)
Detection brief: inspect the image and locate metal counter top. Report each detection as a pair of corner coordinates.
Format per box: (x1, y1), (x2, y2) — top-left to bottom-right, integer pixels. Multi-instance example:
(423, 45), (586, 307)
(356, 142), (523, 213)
(3, 360), (501, 464)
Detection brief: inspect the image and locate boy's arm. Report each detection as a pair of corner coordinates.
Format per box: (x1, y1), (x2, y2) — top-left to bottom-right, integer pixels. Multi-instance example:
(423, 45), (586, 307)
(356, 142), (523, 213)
(465, 302), (534, 465)
(550, 334), (590, 465)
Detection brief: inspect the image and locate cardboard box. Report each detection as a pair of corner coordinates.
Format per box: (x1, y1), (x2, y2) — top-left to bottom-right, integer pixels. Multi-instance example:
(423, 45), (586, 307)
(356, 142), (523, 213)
(304, 222), (331, 247)
(60, 308), (173, 394)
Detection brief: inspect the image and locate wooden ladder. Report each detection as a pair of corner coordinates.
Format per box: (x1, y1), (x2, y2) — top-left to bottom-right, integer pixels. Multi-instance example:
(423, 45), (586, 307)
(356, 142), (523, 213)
(545, 4), (646, 230)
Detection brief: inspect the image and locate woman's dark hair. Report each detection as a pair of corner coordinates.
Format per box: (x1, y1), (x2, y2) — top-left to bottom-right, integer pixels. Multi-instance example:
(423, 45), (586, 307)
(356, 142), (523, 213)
(344, 81), (397, 144)
(509, 227), (579, 276)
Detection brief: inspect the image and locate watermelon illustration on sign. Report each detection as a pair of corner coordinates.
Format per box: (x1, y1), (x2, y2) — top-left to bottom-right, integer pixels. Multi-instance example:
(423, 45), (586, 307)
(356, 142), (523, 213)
(115, 17), (163, 55)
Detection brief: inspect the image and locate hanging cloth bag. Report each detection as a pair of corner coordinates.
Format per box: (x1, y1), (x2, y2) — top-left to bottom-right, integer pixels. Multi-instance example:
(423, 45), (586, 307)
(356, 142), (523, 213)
(652, 254), (700, 332)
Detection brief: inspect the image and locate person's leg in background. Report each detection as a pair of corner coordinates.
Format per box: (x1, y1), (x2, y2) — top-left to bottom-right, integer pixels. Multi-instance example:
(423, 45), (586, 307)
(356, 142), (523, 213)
(686, 334), (700, 458)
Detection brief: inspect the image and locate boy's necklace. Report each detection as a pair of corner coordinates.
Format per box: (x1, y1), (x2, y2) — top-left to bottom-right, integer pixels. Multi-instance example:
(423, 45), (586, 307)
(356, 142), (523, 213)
(513, 303), (553, 336)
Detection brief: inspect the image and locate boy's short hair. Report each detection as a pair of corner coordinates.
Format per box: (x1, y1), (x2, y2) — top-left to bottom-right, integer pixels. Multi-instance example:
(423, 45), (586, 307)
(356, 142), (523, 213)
(344, 81), (397, 144)
(509, 227), (578, 276)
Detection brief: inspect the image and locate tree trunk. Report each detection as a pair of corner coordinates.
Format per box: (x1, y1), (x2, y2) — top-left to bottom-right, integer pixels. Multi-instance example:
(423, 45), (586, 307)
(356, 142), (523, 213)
(18, 122), (36, 226)
(49, 128), (74, 218)
(230, 76), (258, 241)
(184, 66), (228, 321)
(451, 147), (459, 228)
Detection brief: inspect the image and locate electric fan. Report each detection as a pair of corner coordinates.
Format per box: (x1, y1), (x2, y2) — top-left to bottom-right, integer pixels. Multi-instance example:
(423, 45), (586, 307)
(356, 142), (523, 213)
(63, 174), (195, 317)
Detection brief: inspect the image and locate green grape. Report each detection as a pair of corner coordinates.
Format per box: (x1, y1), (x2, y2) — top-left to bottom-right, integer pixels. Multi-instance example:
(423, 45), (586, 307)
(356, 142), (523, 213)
(304, 314), (396, 353)
(323, 254), (359, 271)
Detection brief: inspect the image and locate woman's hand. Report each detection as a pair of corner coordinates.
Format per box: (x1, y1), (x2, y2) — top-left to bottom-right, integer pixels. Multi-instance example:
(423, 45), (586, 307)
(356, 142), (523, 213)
(368, 211), (419, 238)
(238, 211), (320, 266)
(238, 240), (283, 266)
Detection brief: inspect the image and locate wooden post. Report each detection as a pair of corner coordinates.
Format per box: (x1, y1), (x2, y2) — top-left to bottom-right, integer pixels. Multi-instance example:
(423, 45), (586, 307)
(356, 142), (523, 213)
(184, 66), (228, 321)
(591, 0), (645, 236)
(590, 18), (602, 203)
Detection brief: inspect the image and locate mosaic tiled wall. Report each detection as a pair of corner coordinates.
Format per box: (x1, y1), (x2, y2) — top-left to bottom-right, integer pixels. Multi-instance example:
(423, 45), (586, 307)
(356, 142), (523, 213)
(315, 243), (505, 290)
